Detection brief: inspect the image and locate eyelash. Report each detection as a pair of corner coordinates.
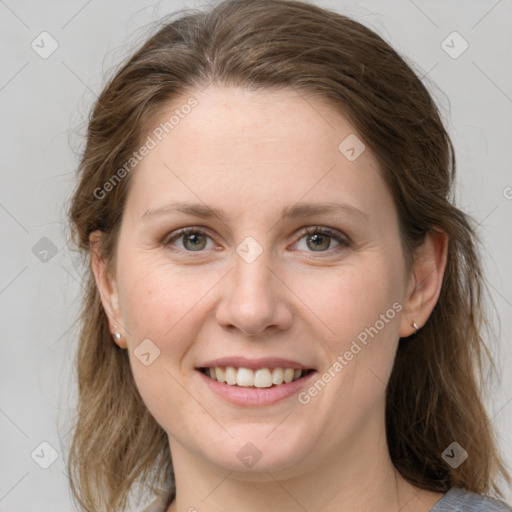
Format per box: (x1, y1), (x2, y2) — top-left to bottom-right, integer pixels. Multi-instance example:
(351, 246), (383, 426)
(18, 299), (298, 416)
(163, 226), (351, 255)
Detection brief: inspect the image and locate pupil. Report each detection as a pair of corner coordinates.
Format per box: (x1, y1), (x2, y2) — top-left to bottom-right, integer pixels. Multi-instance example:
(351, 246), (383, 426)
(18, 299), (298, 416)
(308, 233), (329, 251)
(185, 233), (205, 250)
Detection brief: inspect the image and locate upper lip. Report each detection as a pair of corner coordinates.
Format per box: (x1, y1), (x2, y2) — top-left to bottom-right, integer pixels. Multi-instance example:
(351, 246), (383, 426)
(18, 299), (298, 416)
(197, 356), (315, 371)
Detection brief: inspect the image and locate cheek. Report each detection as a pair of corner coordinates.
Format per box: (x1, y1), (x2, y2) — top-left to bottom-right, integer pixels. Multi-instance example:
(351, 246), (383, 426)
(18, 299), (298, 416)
(116, 255), (211, 340)
(115, 257), (202, 429)
(293, 255), (404, 411)
(114, 255), (221, 404)
(292, 257), (403, 347)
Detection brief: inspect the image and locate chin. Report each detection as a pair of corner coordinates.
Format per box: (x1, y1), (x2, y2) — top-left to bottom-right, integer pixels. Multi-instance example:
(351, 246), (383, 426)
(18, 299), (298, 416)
(191, 423), (317, 475)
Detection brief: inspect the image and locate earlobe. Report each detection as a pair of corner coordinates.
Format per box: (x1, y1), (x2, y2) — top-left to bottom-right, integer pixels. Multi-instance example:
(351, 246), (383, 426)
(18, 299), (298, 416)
(399, 229), (448, 338)
(89, 230), (127, 349)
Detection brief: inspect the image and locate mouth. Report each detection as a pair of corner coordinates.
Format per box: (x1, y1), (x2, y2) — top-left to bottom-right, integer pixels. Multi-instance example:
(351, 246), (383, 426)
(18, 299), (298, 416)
(197, 366), (316, 388)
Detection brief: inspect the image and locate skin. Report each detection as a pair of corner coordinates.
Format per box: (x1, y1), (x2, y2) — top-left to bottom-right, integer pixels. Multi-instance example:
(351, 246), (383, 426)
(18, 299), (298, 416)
(91, 85), (448, 512)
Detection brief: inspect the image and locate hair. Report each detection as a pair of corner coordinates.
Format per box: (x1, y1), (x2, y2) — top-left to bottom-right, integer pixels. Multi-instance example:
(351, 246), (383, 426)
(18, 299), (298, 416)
(66, 0), (510, 510)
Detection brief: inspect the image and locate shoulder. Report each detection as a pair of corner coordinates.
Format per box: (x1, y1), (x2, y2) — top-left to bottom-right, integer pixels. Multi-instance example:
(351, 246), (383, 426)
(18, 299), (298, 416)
(431, 487), (512, 512)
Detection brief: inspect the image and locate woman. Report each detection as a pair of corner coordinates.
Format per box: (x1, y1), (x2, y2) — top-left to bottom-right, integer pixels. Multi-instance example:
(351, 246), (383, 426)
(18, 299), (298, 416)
(66, 0), (511, 511)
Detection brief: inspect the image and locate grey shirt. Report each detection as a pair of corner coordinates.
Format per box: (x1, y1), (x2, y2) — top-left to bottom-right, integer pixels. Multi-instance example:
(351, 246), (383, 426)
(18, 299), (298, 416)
(430, 487), (512, 511)
(141, 487), (512, 511)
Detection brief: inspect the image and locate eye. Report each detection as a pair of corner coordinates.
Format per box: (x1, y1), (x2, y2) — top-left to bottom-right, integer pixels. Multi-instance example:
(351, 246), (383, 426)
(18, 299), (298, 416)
(164, 227), (216, 252)
(163, 226), (350, 254)
(293, 226), (350, 253)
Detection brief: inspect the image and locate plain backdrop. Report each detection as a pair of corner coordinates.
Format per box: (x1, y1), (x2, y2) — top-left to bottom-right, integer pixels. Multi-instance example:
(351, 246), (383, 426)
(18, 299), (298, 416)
(1, 0), (511, 510)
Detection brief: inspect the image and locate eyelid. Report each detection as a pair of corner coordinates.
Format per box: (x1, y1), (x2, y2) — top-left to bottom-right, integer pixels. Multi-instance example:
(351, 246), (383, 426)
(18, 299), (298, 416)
(301, 225), (350, 242)
(293, 225), (351, 250)
(164, 226), (212, 243)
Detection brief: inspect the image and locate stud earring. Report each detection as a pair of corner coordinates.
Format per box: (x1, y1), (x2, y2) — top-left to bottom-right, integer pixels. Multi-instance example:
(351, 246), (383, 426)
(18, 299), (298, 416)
(113, 325), (122, 341)
(412, 321), (419, 332)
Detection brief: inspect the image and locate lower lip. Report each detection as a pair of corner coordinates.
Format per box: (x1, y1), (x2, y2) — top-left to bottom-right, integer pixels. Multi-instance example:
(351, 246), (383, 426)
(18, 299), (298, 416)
(197, 370), (318, 406)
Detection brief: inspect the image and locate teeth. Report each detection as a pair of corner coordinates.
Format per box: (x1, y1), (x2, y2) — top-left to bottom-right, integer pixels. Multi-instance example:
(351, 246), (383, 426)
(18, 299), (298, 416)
(236, 367), (253, 387)
(225, 366), (237, 385)
(203, 366), (305, 387)
(283, 368), (295, 383)
(254, 368), (273, 388)
(272, 367), (284, 385)
(215, 367), (226, 383)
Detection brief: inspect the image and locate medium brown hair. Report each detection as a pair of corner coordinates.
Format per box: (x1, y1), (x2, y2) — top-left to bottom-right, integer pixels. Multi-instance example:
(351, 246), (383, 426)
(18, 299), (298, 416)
(66, 0), (510, 510)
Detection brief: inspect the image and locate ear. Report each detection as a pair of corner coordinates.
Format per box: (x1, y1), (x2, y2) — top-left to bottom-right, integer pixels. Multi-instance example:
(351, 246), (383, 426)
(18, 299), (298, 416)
(89, 230), (127, 348)
(399, 228), (448, 337)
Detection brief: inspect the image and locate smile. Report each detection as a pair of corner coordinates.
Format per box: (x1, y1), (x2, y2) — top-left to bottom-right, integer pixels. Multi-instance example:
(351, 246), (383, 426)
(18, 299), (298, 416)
(199, 366), (315, 388)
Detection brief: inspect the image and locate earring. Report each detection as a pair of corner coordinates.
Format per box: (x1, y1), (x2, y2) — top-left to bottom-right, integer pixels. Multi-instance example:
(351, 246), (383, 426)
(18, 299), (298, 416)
(113, 325), (122, 341)
(412, 321), (419, 332)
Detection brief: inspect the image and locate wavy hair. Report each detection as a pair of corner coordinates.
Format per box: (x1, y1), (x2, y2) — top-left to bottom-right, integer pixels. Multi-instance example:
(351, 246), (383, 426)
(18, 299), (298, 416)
(66, 0), (510, 510)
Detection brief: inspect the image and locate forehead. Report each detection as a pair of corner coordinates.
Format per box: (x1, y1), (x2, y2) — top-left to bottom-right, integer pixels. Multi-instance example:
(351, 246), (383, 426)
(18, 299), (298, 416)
(124, 85), (391, 222)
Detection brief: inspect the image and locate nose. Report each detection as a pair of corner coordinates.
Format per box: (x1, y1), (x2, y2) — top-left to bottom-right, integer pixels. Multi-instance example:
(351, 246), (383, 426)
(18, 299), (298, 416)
(215, 251), (293, 336)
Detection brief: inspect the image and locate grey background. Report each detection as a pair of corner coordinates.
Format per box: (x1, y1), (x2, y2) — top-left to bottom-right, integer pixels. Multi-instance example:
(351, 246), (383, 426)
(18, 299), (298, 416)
(1, 0), (511, 510)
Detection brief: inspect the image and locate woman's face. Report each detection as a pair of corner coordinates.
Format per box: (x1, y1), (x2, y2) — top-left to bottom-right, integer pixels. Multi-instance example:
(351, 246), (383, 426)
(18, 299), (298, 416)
(97, 85), (419, 476)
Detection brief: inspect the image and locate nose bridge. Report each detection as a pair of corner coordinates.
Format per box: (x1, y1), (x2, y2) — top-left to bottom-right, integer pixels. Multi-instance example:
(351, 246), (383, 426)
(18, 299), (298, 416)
(232, 232), (274, 295)
(232, 248), (274, 314)
(215, 241), (290, 335)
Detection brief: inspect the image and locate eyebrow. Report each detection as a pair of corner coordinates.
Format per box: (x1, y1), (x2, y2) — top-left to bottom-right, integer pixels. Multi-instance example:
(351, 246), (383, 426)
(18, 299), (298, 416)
(140, 201), (368, 223)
